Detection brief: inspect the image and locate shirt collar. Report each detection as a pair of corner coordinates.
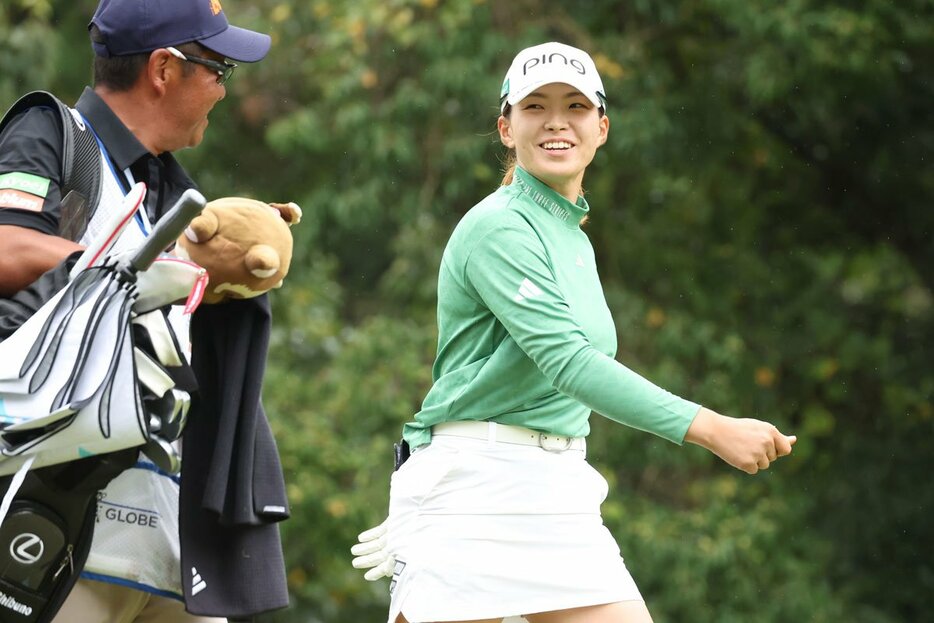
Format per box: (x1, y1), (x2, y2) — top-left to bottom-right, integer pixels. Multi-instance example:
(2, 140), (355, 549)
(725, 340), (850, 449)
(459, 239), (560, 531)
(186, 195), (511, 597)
(511, 165), (590, 228)
(74, 87), (195, 191)
(75, 87), (150, 170)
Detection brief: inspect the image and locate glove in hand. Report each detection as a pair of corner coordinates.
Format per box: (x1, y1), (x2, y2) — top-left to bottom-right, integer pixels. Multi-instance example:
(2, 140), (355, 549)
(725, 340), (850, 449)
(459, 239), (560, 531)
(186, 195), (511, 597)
(350, 520), (395, 581)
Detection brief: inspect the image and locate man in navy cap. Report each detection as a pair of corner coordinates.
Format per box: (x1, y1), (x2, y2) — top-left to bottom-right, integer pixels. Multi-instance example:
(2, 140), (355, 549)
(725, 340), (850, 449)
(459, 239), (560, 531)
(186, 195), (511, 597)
(0, 1), (271, 622)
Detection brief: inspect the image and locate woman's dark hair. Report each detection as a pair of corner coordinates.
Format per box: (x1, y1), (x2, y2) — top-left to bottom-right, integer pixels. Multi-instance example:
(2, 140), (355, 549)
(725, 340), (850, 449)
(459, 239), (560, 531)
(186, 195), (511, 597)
(499, 104), (518, 186)
(90, 25), (198, 91)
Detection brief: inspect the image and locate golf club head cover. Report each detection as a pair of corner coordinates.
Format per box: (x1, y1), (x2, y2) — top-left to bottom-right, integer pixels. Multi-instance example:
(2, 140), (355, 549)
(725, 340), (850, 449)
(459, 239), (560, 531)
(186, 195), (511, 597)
(132, 255), (208, 315)
(174, 198), (301, 304)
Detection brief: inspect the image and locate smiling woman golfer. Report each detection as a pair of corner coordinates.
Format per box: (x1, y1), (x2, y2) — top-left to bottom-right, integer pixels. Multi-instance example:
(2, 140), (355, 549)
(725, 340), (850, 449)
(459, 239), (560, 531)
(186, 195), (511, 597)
(380, 42), (796, 623)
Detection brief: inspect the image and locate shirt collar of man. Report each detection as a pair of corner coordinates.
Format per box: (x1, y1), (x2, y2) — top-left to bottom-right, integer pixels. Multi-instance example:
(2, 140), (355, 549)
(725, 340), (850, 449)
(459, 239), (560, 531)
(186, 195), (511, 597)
(512, 165), (590, 228)
(74, 86), (194, 186)
(74, 86), (196, 220)
(75, 87), (150, 171)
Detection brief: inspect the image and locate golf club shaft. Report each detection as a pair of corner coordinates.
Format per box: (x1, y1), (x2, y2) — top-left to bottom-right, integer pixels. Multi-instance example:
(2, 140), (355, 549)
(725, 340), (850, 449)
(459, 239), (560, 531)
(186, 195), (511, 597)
(126, 188), (206, 274)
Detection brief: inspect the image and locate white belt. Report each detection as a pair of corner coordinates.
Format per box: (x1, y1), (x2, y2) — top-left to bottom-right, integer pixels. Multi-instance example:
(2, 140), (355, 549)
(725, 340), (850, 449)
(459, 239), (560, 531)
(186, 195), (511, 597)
(432, 421), (585, 452)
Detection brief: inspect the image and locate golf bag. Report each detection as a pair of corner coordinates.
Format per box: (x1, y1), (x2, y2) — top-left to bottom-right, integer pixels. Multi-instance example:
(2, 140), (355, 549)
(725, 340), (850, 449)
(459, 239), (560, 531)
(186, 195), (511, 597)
(0, 90), (102, 623)
(0, 174), (206, 621)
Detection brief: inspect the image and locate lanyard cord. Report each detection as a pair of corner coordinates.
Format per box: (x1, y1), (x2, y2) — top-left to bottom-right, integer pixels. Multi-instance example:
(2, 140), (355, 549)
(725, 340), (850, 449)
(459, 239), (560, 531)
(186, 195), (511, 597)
(75, 110), (150, 235)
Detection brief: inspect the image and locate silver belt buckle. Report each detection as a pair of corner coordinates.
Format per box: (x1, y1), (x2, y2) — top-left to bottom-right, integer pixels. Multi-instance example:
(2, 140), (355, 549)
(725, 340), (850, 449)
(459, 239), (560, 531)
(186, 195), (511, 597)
(538, 432), (572, 452)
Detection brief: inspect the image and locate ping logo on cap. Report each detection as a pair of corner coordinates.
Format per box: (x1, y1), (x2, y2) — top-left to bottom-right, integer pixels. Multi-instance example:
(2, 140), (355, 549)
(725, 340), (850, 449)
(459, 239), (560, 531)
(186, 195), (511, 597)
(210, 0), (223, 16)
(500, 42), (607, 112)
(521, 52), (587, 77)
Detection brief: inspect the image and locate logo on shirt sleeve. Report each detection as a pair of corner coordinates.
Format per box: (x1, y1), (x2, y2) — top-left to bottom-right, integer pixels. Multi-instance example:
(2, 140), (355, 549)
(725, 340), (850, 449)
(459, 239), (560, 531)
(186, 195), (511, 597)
(0, 172), (50, 196)
(0, 190), (44, 211)
(0, 172), (50, 211)
(514, 277), (543, 302)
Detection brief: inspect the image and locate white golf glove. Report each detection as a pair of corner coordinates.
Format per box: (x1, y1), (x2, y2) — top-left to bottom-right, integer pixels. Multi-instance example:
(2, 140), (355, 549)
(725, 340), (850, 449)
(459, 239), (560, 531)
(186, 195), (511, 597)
(350, 519), (396, 581)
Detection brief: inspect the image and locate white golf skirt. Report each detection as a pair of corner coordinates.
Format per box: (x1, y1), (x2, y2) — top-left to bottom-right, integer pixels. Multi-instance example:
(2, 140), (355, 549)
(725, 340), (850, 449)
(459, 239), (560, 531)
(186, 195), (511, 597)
(386, 434), (643, 623)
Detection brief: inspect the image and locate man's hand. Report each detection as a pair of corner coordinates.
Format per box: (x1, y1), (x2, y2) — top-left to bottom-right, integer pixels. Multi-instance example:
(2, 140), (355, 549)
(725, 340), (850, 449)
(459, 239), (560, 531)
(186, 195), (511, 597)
(685, 407), (797, 474)
(350, 520), (395, 581)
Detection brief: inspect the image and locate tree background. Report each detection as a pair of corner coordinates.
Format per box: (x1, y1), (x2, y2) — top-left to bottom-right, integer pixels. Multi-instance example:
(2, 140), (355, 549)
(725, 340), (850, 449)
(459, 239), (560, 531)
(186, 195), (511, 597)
(3, 0), (931, 621)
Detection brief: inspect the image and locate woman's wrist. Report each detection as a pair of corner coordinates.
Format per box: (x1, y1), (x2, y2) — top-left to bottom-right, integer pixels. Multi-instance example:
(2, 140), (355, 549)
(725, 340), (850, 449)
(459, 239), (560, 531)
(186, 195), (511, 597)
(684, 406), (721, 449)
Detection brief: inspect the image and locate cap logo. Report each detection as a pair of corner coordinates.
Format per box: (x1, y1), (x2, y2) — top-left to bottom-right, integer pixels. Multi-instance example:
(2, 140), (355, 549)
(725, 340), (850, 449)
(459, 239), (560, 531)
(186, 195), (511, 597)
(522, 53), (586, 76)
(209, 0), (223, 16)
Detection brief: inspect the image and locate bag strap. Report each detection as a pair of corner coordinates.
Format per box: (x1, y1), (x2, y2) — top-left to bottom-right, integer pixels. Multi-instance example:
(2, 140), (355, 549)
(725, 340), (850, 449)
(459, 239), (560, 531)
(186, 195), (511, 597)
(0, 91), (102, 242)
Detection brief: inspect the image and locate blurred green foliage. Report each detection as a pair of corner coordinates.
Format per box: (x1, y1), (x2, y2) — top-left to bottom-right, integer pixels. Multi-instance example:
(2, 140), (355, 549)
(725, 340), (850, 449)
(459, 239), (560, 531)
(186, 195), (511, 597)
(3, 0), (931, 620)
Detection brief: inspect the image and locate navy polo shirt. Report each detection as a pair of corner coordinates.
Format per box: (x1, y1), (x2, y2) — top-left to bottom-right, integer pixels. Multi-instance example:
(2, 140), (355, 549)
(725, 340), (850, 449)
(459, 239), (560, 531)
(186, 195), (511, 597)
(0, 87), (197, 236)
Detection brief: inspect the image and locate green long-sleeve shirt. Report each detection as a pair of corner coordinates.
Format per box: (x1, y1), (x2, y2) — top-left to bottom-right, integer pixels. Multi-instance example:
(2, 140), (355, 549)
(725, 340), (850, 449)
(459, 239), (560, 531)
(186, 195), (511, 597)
(403, 166), (700, 448)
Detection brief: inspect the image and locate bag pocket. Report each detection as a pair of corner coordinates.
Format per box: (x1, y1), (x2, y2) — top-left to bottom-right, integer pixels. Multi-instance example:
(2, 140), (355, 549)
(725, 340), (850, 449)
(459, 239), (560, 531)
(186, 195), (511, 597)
(0, 451), (134, 622)
(0, 497), (91, 623)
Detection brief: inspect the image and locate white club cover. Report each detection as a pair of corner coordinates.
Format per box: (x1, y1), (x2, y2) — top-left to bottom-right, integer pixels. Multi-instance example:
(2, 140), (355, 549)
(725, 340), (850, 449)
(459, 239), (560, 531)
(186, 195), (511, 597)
(133, 255), (207, 315)
(0, 269), (147, 475)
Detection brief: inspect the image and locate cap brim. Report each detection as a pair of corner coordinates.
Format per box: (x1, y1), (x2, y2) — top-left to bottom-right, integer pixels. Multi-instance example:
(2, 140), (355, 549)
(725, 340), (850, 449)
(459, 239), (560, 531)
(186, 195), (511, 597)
(504, 79), (605, 111)
(200, 25), (271, 63)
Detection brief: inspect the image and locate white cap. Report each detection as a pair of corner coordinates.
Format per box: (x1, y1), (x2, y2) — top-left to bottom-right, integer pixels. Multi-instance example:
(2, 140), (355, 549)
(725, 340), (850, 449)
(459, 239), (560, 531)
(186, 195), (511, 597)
(500, 42), (607, 113)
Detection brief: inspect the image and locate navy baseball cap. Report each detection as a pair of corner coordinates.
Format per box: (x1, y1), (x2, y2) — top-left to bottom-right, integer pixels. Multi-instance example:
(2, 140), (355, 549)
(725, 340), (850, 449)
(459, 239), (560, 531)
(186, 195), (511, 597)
(89, 0), (271, 62)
